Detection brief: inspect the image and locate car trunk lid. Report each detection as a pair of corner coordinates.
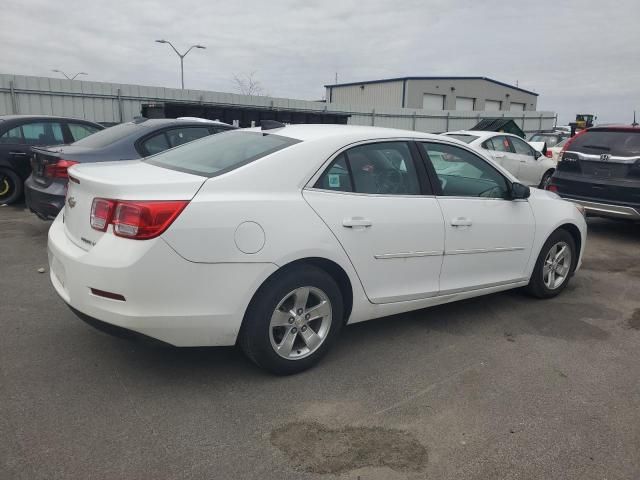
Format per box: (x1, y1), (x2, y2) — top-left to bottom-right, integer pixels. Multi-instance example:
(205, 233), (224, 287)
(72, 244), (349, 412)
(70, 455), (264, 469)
(63, 160), (206, 251)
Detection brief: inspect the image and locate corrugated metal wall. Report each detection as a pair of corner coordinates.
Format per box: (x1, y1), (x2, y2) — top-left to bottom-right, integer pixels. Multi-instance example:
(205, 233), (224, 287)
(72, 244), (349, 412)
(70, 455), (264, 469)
(327, 81), (404, 109)
(0, 74), (556, 133)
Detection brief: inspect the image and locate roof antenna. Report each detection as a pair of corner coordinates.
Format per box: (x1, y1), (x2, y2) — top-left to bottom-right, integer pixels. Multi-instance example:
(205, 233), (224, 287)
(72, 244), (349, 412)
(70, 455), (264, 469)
(633, 110), (638, 127)
(260, 120), (286, 130)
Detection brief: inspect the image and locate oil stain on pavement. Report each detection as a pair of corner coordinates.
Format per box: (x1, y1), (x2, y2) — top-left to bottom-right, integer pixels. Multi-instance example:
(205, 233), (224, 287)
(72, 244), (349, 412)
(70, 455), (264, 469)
(628, 309), (640, 330)
(270, 421), (428, 475)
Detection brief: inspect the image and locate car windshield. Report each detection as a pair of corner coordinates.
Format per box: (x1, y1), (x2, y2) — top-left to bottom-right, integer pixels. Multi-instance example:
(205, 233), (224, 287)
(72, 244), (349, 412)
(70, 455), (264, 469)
(569, 130), (640, 156)
(445, 134), (478, 144)
(145, 130), (301, 177)
(71, 122), (142, 148)
(529, 134), (563, 147)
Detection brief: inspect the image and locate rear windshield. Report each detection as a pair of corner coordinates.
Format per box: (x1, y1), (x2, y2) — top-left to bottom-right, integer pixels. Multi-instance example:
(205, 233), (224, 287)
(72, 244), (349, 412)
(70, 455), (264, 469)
(72, 122), (142, 148)
(145, 130), (301, 177)
(569, 130), (640, 157)
(444, 134), (478, 144)
(529, 134), (564, 147)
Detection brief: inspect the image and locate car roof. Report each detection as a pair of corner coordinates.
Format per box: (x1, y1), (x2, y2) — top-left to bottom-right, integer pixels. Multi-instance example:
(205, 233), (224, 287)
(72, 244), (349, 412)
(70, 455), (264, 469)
(241, 124), (442, 142)
(588, 125), (640, 132)
(445, 130), (516, 140)
(0, 114), (102, 125)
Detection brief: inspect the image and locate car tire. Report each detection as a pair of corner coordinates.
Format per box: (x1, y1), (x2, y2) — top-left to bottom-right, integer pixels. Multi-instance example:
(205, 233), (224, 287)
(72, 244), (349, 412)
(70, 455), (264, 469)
(525, 229), (576, 299)
(239, 265), (344, 375)
(539, 170), (554, 190)
(0, 168), (23, 205)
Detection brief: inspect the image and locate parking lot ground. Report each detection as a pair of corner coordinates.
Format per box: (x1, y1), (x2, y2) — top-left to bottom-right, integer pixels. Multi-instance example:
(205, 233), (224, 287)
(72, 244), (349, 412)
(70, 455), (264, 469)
(1, 203), (639, 480)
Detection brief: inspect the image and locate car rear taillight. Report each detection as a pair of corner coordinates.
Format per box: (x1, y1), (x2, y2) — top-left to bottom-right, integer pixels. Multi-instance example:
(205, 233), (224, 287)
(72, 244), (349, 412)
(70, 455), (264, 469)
(44, 159), (79, 179)
(90, 199), (188, 239)
(545, 150), (553, 158)
(90, 199), (116, 231)
(546, 184), (559, 192)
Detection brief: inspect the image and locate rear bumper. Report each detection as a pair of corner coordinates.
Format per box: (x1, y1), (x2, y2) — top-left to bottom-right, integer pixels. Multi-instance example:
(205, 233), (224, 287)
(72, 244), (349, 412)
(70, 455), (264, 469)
(24, 176), (65, 220)
(47, 215), (278, 346)
(563, 198), (640, 220)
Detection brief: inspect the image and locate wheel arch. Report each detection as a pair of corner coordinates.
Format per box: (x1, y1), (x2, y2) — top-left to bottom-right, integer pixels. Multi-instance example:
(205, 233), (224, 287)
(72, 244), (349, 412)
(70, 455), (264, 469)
(556, 222), (582, 272)
(243, 257), (354, 327)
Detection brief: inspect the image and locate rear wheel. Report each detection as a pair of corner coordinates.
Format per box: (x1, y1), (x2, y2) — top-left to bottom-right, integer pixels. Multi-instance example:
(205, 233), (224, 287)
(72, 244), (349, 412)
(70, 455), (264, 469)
(539, 170), (554, 189)
(0, 168), (22, 205)
(239, 265), (343, 375)
(525, 229), (576, 298)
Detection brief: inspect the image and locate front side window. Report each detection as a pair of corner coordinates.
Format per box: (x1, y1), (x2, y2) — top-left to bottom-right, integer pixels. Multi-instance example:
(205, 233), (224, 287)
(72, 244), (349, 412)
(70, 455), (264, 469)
(68, 123), (101, 142)
(146, 131), (300, 177)
(315, 142), (421, 195)
(21, 122), (64, 145)
(509, 136), (535, 157)
(0, 126), (24, 144)
(420, 142), (509, 199)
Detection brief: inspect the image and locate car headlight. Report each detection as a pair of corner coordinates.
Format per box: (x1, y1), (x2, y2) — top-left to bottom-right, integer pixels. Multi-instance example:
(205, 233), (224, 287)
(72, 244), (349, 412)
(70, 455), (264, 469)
(574, 203), (586, 217)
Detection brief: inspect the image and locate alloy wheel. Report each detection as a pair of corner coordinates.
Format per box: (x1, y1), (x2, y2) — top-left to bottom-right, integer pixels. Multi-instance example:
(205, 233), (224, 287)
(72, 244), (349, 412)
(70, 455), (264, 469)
(543, 241), (572, 290)
(269, 286), (332, 360)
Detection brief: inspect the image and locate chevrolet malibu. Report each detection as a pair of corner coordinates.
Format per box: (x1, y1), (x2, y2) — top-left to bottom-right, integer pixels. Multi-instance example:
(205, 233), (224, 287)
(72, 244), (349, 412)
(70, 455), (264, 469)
(48, 123), (587, 374)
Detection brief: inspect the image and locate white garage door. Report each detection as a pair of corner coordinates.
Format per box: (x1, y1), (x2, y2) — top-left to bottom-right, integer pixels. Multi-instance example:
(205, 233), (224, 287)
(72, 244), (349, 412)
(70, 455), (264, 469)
(485, 100), (502, 111)
(455, 97), (475, 111)
(423, 93), (445, 110)
(510, 102), (526, 112)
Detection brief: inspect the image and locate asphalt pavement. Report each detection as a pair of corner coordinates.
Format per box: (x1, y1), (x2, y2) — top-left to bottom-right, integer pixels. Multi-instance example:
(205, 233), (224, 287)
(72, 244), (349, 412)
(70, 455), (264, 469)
(1, 203), (639, 480)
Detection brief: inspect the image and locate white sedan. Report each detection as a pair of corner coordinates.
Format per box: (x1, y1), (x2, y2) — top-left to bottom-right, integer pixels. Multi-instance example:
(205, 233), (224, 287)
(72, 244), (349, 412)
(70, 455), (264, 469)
(48, 124), (586, 374)
(443, 130), (557, 189)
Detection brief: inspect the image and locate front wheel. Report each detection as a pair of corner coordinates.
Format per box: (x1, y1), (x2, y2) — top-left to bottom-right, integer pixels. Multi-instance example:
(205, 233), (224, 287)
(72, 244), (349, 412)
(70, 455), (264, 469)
(539, 170), (554, 190)
(239, 265), (344, 375)
(0, 168), (23, 205)
(525, 229), (576, 298)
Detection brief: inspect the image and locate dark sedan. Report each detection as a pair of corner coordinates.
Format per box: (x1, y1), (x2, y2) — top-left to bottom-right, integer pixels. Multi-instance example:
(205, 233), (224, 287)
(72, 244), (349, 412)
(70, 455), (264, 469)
(0, 115), (103, 204)
(25, 118), (235, 219)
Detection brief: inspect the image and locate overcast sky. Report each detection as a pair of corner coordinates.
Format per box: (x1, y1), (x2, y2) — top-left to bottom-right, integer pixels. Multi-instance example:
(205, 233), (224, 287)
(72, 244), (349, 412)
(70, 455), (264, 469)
(2, 0), (639, 124)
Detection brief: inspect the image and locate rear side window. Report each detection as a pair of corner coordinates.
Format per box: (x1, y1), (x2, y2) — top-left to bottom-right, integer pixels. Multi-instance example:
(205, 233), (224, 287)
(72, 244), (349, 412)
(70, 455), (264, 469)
(0, 126), (24, 144)
(146, 131), (300, 177)
(315, 142), (422, 195)
(569, 130), (640, 156)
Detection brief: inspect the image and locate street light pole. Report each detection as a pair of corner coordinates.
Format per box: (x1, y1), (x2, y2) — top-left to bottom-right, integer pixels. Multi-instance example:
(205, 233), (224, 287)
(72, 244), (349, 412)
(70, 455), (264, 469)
(51, 70), (87, 80)
(155, 40), (206, 89)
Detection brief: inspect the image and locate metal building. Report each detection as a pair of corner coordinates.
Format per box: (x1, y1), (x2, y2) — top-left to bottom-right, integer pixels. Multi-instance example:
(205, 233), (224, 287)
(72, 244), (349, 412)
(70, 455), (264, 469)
(0, 73), (555, 133)
(326, 77), (538, 112)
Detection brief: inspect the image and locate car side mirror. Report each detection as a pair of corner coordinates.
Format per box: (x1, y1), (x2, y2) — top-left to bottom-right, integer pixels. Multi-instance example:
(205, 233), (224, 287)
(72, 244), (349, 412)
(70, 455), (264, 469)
(511, 182), (530, 200)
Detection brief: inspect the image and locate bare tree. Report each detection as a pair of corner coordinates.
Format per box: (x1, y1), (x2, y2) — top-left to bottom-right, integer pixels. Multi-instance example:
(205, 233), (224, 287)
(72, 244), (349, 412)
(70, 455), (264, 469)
(232, 72), (265, 96)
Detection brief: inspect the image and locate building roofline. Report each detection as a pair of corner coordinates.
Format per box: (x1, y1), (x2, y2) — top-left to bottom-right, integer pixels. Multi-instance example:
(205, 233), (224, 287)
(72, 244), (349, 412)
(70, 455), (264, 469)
(324, 76), (539, 96)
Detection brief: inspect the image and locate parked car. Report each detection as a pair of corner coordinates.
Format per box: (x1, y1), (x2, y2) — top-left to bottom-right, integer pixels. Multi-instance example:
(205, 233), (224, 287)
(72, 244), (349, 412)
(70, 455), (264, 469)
(548, 137), (570, 163)
(443, 130), (557, 188)
(0, 115), (103, 204)
(548, 125), (640, 221)
(25, 117), (235, 219)
(528, 131), (569, 150)
(48, 123), (586, 374)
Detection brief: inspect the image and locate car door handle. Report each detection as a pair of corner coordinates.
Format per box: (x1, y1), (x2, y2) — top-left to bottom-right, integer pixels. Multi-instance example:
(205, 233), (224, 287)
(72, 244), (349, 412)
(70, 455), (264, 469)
(519, 159), (527, 163)
(9, 151), (28, 156)
(343, 217), (372, 228)
(493, 153), (505, 158)
(451, 217), (472, 227)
